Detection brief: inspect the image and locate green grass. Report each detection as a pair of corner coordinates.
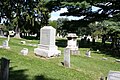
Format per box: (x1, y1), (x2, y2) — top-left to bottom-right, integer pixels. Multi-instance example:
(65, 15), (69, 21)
(0, 37), (120, 80)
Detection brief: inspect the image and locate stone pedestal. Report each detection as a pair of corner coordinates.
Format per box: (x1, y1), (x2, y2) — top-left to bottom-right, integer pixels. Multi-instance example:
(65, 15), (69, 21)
(107, 71), (120, 80)
(66, 33), (79, 55)
(34, 26), (61, 58)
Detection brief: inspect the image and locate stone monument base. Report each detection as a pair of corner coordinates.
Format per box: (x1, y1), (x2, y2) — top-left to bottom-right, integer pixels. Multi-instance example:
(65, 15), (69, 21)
(34, 44), (61, 58)
(66, 46), (79, 55)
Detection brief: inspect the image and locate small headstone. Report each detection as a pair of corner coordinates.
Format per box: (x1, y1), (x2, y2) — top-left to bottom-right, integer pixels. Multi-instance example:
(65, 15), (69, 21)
(2, 40), (10, 49)
(64, 48), (70, 68)
(20, 48), (28, 55)
(97, 49), (99, 52)
(85, 50), (91, 57)
(28, 44), (37, 47)
(0, 46), (3, 48)
(107, 71), (120, 80)
(102, 57), (108, 60)
(115, 59), (120, 62)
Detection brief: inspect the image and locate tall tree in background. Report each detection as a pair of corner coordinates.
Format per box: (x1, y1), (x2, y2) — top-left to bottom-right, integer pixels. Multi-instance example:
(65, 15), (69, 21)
(0, 0), (50, 38)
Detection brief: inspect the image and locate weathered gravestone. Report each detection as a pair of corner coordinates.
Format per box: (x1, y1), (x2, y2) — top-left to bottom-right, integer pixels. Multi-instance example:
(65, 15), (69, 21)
(20, 48), (28, 55)
(66, 33), (79, 55)
(107, 71), (120, 80)
(64, 48), (70, 68)
(34, 26), (61, 58)
(2, 40), (10, 49)
(85, 50), (91, 57)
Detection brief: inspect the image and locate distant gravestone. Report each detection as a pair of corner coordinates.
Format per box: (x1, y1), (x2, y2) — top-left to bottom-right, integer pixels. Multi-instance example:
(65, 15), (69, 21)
(85, 50), (91, 57)
(64, 48), (70, 68)
(107, 71), (120, 80)
(34, 26), (61, 58)
(20, 48), (28, 55)
(2, 40), (10, 49)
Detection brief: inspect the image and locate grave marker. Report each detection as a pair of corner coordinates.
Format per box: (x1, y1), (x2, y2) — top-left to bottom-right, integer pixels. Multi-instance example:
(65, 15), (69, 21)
(107, 71), (120, 80)
(34, 26), (61, 57)
(64, 48), (70, 68)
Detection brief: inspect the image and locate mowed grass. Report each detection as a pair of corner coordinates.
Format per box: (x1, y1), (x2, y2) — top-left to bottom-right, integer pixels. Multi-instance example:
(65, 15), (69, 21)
(0, 37), (120, 80)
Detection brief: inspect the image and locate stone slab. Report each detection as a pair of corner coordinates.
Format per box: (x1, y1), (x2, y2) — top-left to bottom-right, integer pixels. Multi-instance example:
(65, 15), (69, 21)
(64, 48), (70, 67)
(107, 71), (120, 80)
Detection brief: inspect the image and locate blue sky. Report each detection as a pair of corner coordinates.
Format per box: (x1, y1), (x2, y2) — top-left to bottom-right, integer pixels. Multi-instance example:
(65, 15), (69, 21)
(49, 6), (100, 21)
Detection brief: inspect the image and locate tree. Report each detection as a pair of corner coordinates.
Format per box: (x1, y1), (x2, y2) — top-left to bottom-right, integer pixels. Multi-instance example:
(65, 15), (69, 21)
(48, 20), (57, 29)
(56, 18), (69, 37)
(46, 0), (120, 21)
(0, 0), (50, 38)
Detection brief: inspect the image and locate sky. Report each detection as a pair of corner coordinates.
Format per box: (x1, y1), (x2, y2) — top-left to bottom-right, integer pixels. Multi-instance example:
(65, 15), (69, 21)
(49, 6), (100, 21)
(49, 8), (83, 21)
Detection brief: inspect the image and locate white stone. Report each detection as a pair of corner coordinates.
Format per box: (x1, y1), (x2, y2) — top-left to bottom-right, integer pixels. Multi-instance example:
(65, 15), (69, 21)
(85, 50), (91, 57)
(20, 48), (28, 55)
(64, 48), (70, 67)
(97, 49), (99, 52)
(107, 71), (120, 80)
(87, 35), (92, 42)
(3, 40), (8, 47)
(0, 46), (3, 48)
(115, 59), (120, 62)
(102, 57), (108, 60)
(2, 40), (10, 49)
(34, 26), (61, 57)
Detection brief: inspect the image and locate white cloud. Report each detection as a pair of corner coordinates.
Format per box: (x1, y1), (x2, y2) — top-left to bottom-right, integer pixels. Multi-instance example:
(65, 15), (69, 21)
(49, 8), (81, 21)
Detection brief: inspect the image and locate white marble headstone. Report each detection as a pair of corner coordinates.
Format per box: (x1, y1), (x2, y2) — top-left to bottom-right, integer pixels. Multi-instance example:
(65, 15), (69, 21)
(85, 50), (91, 57)
(64, 48), (70, 68)
(3, 40), (9, 47)
(34, 26), (61, 57)
(21, 48), (28, 55)
(2, 40), (10, 49)
(107, 71), (120, 80)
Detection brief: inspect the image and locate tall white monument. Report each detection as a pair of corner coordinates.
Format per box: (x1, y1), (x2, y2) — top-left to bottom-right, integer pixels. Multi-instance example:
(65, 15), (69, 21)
(34, 26), (61, 57)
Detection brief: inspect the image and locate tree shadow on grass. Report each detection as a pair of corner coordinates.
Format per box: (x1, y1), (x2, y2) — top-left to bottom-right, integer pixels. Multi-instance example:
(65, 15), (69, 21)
(34, 75), (58, 80)
(9, 67), (29, 80)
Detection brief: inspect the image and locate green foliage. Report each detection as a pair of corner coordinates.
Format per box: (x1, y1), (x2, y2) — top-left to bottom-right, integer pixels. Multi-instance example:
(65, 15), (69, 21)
(48, 20), (57, 28)
(0, 0), (50, 35)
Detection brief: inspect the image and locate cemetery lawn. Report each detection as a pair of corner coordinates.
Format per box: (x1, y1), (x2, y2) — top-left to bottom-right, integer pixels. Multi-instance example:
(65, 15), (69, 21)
(0, 38), (120, 80)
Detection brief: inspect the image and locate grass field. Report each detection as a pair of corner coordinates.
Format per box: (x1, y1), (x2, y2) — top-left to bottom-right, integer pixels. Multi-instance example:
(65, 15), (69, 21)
(0, 37), (120, 80)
